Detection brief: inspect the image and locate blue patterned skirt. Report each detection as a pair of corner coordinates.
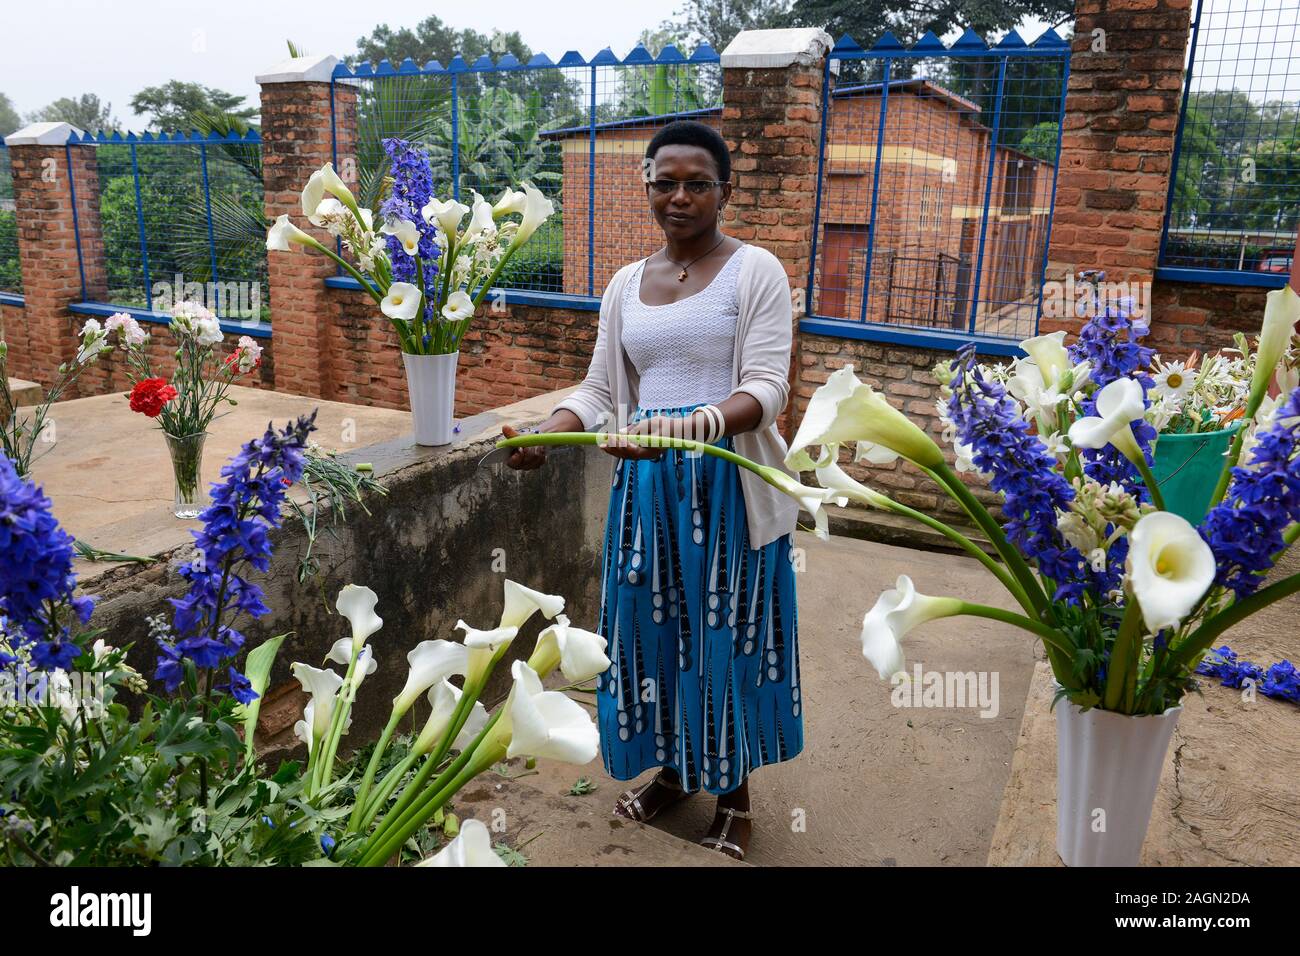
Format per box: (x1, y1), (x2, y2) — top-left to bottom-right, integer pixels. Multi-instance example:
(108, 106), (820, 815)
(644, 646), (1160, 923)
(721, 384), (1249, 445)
(594, 403), (804, 795)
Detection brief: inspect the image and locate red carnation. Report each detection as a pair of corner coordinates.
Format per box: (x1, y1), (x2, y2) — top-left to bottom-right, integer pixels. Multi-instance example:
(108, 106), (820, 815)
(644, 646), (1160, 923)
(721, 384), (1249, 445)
(128, 377), (178, 418)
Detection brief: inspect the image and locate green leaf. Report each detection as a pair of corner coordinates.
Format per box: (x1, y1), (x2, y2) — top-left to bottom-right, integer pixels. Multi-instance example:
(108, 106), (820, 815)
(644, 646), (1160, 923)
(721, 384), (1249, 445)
(234, 633), (288, 764)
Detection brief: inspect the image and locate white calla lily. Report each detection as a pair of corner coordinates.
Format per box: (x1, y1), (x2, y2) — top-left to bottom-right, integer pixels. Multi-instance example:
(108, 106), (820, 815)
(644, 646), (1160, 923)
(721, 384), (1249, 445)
(463, 191), (497, 244)
(301, 163), (355, 220)
(327, 638), (377, 690)
(459, 620), (520, 686)
(858, 575), (963, 680)
(1019, 330), (1070, 387)
(492, 187), (527, 218)
(1067, 377), (1147, 464)
(414, 818), (505, 867)
(1250, 284), (1300, 410)
(786, 364), (944, 471)
(527, 614), (610, 682)
(755, 464), (848, 541)
(413, 680), (489, 755)
(853, 440), (901, 465)
(422, 197), (469, 235)
(510, 182), (555, 247)
(336, 584), (383, 653)
(499, 579), (566, 630)
(442, 290), (475, 322)
(380, 218), (422, 256)
(266, 214), (318, 252)
(488, 660), (599, 764)
(1127, 511), (1215, 632)
(380, 282), (421, 321)
(291, 662), (344, 750)
(393, 638), (470, 714)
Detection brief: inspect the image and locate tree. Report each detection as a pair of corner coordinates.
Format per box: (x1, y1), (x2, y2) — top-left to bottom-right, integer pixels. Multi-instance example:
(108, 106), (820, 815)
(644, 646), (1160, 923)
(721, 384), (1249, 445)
(130, 81), (257, 131)
(352, 16), (531, 68)
(785, 0), (1073, 48)
(0, 93), (20, 137)
(657, 0), (794, 54)
(26, 94), (118, 133)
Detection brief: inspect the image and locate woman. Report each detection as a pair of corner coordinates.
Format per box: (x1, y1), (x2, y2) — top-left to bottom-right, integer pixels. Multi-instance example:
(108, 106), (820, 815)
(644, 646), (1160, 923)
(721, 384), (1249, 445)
(503, 120), (802, 860)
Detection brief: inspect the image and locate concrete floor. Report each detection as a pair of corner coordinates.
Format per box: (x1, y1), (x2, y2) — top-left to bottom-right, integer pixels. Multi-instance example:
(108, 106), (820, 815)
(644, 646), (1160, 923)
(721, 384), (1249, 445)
(481, 531), (1040, 866)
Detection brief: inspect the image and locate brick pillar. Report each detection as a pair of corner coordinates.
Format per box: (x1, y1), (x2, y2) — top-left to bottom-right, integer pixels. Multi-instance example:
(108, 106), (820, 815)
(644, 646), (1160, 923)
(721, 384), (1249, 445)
(719, 28), (833, 437)
(4, 122), (107, 391)
(258, 54), (351, 398)
(1043, 0), (1193, 334)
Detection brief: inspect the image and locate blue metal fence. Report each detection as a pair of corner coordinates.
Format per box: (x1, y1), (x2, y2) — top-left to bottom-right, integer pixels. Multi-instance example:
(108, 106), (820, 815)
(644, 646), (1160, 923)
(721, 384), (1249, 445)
(66, 129), (268, 331)
(0, 143), (19, 299)
(328, 43), (721, 306)
(1160, 0), (1300, 287)
(806, 28), (1070, 353)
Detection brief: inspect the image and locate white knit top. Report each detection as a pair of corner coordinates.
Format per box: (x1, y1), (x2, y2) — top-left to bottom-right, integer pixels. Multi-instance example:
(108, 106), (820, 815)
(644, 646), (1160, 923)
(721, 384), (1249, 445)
(620, 246), (747, 408)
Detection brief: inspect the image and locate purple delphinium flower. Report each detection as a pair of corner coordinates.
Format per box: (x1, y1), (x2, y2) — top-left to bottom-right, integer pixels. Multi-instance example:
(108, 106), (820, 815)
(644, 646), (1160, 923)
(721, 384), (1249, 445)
(1198, 387), (1300, 600)
(1197, 646), (1300, 703)
(0, 454), (94, 669)
(1068, 301), (1158, 501)
(947, 346), (1086, 599)
(154, 413), (317, 698)
(378, 137), (441, 296)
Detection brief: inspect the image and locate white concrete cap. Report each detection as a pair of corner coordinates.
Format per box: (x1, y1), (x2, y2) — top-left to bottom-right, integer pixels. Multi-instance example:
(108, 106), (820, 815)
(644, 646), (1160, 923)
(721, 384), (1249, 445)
(255, 53), (340, 85)
(4, 121), (86, 147)
(720, 28), (833, 68)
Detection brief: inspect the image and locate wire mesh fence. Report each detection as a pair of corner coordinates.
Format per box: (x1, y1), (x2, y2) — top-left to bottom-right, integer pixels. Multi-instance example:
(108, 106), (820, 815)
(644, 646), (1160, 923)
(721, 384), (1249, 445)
(331, 44), (722, 297)
(0, 144), (20, 296)
(72, 131), (267, 323)
(809, 29), (1069, 341)
(1161, 0), (1300, 278)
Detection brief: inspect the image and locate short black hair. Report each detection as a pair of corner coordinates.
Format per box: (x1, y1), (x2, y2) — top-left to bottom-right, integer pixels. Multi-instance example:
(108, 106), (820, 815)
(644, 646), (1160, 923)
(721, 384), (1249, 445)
(645, 120), (731, 182)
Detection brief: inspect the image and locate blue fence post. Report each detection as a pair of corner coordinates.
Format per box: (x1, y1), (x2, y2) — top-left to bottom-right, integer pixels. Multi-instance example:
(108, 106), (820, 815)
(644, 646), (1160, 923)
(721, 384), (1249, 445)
(1034, 52), (1072, 332)
(966, 54), (1009, 334)
(588, 64), (597, 298)
(1158, 0), (1205, 270)
(450, 73), (460, 201)
(806, 53), (834, 316)
(198, 142), (220, 313)
(859, 58), (892, 323)
(128, 142), (152, 310)
(64, 142), (88, 302)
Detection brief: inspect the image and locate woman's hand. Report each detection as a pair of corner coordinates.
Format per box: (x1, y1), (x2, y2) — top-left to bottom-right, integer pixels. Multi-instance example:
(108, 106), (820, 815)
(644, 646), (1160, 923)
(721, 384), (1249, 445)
(502, 423), (547, 470)
(601, 414), (704, 461)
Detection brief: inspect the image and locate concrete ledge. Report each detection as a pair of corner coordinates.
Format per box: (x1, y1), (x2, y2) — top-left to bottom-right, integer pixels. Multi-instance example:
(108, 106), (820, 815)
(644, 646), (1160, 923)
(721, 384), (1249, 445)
(32, 384), (609, 750)
(5, 121), (85, 147)
(720, 28), (833, 68)
(5, 377), (42, 411)
(256, 54), (340, 85)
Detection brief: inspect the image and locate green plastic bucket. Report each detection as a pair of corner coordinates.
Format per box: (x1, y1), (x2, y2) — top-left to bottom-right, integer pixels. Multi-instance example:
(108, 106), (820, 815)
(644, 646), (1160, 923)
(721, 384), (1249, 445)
(1150, 424), (1241, 525)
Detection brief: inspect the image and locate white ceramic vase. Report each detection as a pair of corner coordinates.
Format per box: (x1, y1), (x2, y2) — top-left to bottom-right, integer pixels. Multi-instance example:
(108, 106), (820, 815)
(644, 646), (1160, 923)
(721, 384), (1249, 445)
(1055, 696), (1182, 867)
(402, 351), (460, 446)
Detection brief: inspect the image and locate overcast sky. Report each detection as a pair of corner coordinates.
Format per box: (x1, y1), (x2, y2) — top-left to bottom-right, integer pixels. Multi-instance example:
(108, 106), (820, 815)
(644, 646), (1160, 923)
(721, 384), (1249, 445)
(3, 0), (686, 123)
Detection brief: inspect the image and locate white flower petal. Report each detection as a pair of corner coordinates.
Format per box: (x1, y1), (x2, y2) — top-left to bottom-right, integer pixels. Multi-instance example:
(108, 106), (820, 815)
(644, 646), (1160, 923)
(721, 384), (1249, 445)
(1127, 511), (1215, 632)
(415, 818), (505, 867)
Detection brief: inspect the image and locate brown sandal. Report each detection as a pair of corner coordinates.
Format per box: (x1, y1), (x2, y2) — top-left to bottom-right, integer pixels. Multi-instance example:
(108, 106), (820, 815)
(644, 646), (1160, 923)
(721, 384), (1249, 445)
(613, 772), (687, 822)
(699, 806), (753, 860)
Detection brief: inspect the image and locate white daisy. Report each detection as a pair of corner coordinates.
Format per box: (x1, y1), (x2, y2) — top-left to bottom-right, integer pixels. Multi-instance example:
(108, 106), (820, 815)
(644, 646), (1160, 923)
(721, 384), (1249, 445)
(1150, 359), (1195, 403)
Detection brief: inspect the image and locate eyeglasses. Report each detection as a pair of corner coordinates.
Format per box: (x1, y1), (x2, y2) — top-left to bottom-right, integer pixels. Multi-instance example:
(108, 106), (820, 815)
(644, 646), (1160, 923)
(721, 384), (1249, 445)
(647, 179), (726, 195)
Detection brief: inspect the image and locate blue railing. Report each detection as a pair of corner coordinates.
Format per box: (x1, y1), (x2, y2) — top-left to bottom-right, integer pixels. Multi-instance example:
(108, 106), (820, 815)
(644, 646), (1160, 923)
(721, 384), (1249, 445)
(806, 27), (1070, 353)
(1159, 0), (1300, 288)
(0, 143), (20, 302)
(65, 129), (268, 332)
(328, 43), (721, 307)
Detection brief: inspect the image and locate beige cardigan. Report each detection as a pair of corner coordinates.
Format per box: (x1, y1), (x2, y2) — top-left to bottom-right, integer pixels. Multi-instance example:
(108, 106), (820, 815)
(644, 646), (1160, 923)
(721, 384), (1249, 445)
(553, 243), (799, 550)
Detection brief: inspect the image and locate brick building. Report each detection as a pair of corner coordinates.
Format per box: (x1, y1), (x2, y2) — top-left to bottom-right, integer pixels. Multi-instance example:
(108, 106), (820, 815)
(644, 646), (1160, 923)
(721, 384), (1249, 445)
(545, 79), (1054, 335)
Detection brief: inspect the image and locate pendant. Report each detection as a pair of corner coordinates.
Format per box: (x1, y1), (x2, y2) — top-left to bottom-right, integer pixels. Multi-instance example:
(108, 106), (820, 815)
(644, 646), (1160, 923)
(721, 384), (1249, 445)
(677, 269), (688, 282)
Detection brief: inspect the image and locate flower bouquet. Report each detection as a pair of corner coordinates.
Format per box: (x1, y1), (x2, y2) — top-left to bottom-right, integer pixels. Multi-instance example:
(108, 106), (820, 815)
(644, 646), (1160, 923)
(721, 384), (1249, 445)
(107, 305), (262, 517)
(1, 319), (114, 476)
(265, 138), (555, 445)
(493, 280), (1300, 867)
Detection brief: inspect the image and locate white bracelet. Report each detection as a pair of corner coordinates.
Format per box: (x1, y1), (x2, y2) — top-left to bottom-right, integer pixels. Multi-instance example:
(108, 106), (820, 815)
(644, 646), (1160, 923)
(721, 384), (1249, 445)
(694, 404), (725, 444)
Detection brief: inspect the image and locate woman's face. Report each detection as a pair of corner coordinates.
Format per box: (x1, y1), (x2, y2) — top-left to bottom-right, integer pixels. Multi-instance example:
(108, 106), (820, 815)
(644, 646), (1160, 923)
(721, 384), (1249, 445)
(645, 144), (732, 243)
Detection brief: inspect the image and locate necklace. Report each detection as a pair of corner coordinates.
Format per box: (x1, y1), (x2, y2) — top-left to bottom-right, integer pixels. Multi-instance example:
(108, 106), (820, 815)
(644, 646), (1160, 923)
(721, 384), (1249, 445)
(663, 234), (727, 282)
